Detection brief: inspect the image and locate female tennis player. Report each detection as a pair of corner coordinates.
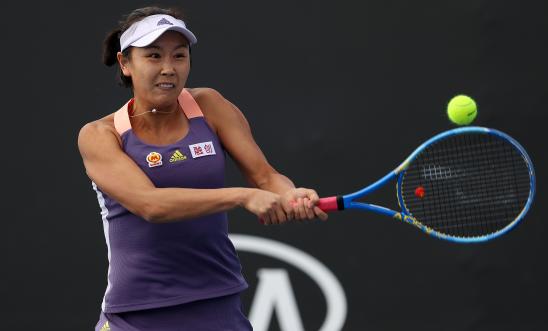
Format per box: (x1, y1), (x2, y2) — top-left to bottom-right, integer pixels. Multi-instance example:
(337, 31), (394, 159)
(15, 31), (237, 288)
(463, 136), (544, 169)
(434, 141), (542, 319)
(78, 6), (327, 331)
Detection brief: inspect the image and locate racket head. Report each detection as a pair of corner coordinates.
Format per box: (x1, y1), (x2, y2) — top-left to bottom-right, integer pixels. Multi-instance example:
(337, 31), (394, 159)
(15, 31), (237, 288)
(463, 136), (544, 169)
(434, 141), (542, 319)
(396, 127), (535, 243)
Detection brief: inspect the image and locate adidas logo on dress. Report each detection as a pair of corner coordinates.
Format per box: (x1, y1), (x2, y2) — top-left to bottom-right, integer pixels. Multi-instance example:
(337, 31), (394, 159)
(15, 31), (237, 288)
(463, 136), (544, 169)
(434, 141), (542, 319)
(100, 321), (110, 331)
(170, 150), (187, 163)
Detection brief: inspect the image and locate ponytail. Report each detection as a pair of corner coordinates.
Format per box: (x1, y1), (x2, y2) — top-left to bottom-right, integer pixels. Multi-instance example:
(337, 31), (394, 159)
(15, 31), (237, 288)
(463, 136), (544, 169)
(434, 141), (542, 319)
(102, 28), (122, 67)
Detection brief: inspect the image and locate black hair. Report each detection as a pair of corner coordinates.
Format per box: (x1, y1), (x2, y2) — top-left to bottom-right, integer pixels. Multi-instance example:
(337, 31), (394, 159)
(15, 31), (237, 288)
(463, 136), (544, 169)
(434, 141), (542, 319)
(102, 6), (189, 88)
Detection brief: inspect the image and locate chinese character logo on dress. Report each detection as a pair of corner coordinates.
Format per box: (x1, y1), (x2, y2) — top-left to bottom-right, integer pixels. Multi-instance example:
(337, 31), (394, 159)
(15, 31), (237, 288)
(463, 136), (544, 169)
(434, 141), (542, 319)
(189, 141), (216, 159)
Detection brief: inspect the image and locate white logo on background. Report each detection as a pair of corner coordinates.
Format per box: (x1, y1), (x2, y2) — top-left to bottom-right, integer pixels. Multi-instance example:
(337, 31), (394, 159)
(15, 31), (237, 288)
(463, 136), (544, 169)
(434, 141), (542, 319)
(250, 269), (305, 330)
(229, 234), (347, 331)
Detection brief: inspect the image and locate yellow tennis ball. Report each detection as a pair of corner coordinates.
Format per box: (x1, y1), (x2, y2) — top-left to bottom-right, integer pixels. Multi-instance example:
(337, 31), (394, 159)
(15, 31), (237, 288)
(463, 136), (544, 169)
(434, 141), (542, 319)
(447, 95), (477, 125)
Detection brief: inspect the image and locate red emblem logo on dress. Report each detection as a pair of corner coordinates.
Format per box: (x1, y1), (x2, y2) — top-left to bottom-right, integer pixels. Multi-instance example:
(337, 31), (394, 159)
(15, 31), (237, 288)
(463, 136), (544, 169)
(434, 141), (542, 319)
(146, 152), (163, 167)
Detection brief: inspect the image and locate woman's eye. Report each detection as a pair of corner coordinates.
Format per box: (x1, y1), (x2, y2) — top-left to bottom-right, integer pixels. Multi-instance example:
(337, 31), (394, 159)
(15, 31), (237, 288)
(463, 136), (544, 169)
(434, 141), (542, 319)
(147, 53), (160, 59)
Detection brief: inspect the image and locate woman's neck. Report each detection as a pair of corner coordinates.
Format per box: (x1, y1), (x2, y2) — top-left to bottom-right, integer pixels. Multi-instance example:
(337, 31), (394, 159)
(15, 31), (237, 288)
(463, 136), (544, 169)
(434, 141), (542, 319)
(130, 97), (183, 130)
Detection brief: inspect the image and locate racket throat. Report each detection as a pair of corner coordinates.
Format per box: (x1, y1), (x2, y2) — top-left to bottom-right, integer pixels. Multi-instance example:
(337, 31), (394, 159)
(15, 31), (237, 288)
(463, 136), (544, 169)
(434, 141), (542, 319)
(336, 196), (344, 210)
(394, 213), (416, 224)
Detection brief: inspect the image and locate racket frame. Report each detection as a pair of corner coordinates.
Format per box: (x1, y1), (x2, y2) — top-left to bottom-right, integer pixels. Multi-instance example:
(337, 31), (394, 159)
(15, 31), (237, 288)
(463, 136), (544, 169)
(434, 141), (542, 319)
(322, 126), (536, 243)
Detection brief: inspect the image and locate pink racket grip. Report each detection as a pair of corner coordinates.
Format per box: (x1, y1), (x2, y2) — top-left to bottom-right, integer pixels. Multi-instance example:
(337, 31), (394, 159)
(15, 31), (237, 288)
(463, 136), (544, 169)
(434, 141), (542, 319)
(318, 196), (344, 212)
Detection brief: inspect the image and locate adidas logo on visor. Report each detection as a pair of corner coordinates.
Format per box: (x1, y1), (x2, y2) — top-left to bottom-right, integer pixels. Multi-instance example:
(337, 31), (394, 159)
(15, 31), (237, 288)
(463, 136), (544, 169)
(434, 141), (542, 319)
(157, 18), (173, 26)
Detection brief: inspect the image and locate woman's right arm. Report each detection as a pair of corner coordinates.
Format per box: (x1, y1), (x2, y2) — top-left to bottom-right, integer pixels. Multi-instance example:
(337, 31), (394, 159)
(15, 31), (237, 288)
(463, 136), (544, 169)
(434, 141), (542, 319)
(77, 120), (287, 224)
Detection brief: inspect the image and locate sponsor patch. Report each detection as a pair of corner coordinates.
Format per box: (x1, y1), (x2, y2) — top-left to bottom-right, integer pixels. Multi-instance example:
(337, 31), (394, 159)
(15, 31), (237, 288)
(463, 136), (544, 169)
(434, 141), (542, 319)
(146, 152), (163, 167)
(170, 149), (188, 163)
(189, 141), (216, 159)
(100, 321), (110, 331)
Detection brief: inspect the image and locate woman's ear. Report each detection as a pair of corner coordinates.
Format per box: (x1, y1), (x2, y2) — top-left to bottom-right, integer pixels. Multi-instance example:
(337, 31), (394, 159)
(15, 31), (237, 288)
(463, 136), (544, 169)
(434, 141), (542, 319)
(117, 51), (131, 77)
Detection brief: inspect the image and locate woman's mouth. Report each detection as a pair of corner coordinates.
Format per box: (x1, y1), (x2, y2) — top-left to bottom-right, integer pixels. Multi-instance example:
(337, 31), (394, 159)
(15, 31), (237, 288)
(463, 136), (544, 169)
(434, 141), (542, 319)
(156, 83), (176, 89)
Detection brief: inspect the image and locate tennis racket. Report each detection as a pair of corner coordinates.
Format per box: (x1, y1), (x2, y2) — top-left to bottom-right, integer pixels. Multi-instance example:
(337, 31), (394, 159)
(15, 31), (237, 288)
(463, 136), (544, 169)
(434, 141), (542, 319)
(318, 126), (536, 243)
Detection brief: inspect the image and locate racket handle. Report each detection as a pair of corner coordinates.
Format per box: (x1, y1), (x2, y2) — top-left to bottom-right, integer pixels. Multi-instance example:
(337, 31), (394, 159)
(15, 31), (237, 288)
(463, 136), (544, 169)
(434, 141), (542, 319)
(318, 196), (344, 212)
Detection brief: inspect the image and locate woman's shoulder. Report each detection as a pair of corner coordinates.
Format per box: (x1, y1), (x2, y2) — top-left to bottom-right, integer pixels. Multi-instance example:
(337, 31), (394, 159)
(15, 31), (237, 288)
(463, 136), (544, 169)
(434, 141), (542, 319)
(186, 87), (237, 132)
(78, 113), (121, 146)
(81, 113), (116, 133)
(187, 87), (242, 116)
(187, 87), (225, 109)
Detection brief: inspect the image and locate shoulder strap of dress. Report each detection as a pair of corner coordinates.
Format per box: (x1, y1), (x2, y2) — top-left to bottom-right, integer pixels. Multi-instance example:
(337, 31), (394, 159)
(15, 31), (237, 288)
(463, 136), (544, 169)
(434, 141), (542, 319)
(178, 88), (204, 119)
(113, 100), (132, 135)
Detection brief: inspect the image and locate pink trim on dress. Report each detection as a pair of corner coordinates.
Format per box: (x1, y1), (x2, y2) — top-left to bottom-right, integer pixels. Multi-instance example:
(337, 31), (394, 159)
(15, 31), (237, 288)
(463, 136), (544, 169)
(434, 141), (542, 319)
(179, 89), (204, 119)
(114, 100), (132, 135)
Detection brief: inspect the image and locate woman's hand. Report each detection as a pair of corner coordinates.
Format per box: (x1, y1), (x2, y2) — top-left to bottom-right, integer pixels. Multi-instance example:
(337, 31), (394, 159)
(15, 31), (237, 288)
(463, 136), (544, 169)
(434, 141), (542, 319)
(242, 189), (290, 225)
(282, 188), (329, 222)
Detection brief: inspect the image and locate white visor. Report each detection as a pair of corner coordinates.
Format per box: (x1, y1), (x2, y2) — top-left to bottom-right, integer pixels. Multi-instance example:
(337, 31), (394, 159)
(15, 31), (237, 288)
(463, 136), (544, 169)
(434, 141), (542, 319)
(120, 14), (197, 52)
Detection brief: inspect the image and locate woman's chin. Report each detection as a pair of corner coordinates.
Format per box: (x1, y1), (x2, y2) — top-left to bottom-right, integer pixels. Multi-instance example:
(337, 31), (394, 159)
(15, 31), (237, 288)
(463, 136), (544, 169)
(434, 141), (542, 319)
(151, 90), (180, 105)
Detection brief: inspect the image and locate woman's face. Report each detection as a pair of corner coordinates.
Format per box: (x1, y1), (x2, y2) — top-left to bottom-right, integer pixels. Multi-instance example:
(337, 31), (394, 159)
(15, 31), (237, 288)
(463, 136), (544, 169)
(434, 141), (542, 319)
(120, 31), (191, 108)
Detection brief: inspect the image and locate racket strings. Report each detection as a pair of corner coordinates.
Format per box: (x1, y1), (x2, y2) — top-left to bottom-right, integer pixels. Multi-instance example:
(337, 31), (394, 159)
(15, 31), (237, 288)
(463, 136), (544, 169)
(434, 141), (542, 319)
(401, 133), (531, 237)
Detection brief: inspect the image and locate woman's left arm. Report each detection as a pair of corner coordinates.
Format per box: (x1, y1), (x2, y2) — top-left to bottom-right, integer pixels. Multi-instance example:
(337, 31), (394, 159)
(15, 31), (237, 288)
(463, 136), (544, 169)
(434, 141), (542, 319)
(193, 88), (327, 222)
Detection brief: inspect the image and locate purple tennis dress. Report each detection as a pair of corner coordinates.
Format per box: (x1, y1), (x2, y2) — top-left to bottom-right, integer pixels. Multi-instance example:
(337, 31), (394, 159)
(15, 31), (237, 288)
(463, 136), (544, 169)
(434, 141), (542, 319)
(92, 89), (252, 331)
